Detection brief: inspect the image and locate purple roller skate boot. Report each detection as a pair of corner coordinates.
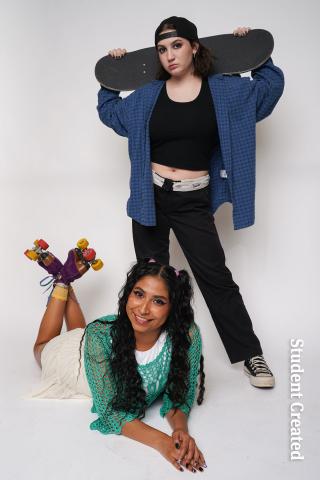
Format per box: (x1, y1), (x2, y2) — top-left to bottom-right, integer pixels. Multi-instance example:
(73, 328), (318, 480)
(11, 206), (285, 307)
(38, 253), (63, 277)
(54, 248), (90, 286)
(24, 239), (63, 277)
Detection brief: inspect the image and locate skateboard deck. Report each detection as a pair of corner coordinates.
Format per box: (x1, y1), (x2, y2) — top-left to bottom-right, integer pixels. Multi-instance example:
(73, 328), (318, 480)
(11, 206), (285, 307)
(95, 29), (274, 91)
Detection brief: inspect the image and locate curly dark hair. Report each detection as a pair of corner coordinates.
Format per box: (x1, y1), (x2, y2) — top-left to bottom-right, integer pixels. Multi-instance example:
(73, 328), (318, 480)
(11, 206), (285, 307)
(77, 258), (205, 420)
(155, 22), (215, 80)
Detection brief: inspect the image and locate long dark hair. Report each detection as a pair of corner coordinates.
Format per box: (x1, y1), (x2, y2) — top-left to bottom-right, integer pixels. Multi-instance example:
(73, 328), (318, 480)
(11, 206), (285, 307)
(155, 22), (215, 80)
(77, 258), (205, 419)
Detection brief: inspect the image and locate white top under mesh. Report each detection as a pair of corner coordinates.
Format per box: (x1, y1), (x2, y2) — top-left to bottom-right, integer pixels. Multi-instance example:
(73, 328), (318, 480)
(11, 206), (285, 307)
(135, 330), (168, 365)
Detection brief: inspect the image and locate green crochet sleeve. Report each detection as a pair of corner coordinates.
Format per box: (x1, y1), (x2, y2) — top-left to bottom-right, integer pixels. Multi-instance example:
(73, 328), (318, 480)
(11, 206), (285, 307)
(84, 315), (138, 435)
(159, 322), (202, 419)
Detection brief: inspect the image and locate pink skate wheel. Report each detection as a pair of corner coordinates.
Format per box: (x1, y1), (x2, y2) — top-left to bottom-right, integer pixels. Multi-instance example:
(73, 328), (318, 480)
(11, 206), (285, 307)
(83, 248), (96, 262)
(38, 239), (49, 250)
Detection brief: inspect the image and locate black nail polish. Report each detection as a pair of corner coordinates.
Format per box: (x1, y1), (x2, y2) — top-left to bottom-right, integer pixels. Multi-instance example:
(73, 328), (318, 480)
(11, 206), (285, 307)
(179, 467), (184, 472)
(186, 463), (189, 468)
(192, 468), (196, 473)
(199, 467), (203, 472)
(175, 442), (180, 449)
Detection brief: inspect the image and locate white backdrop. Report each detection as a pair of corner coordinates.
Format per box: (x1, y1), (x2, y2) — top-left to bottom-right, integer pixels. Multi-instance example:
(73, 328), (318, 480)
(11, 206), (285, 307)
(1, 0), (319, 479)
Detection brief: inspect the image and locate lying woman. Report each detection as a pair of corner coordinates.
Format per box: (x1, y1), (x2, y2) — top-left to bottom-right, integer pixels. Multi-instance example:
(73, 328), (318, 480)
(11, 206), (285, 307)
(26, 244), (206, 472)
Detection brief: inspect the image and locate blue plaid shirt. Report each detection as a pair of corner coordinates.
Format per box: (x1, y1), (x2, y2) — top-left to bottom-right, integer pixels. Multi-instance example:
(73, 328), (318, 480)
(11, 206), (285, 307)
(97, 57), (284, 229)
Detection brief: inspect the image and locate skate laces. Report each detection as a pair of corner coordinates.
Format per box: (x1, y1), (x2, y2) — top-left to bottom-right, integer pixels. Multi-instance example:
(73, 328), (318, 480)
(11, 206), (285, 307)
(39, 275), (56, 304)
(247, 355), (273, 376)
(39, 274), (75, 305)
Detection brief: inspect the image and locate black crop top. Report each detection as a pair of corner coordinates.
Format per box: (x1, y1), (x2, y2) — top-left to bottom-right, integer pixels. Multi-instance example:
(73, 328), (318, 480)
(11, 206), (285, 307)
(149, 78), (219, 171)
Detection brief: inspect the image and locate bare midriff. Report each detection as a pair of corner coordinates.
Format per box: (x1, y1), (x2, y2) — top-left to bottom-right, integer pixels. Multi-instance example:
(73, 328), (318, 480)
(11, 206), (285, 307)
(151, 162), (209, 181)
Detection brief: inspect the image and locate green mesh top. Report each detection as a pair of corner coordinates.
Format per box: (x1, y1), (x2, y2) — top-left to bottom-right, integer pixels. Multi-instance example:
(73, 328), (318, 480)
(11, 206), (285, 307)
(84, 314), (202, 435)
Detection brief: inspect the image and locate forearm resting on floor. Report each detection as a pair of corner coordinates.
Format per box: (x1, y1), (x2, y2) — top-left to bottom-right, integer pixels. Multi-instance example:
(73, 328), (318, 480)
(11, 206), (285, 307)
(121, 418), (168, 450)
(165, 408), (188, 433)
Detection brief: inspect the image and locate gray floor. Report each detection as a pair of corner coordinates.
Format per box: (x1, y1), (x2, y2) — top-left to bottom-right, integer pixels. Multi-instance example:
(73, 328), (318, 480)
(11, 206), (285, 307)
(1, 331), (317, 480)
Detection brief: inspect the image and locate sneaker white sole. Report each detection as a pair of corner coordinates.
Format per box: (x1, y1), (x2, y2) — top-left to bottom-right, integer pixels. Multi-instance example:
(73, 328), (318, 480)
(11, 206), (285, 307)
(244, 366), (275, 388)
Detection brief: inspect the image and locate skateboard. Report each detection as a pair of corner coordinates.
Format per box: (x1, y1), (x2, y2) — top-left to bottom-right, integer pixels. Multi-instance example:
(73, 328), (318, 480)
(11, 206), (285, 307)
(95, 28), (274, 91)
(25, 238), (104, 271)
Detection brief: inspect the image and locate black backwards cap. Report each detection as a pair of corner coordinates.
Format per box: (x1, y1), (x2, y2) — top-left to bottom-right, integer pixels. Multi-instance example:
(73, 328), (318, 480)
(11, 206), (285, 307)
(154, 16), (199, 46)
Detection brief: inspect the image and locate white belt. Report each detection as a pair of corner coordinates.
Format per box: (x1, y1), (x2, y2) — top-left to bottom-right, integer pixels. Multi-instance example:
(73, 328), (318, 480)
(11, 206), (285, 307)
(152, 171), (210, 192)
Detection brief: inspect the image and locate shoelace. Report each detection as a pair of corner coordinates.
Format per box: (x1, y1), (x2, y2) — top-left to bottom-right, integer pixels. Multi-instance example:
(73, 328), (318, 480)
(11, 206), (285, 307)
(247, 355), (273, 376)
(40, 275), (56, 305)
(39, 275), (77, 305)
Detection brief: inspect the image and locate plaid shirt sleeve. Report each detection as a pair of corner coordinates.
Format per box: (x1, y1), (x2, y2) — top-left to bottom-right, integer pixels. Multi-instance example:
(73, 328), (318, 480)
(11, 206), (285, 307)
(250, 57), (285, 122)
(97, 87), (133, 137)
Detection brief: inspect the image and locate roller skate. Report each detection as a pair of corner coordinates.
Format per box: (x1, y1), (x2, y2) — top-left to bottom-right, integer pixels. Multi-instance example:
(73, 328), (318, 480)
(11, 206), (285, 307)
(54, 238), (104, 286)
(24, 239), (63, 276)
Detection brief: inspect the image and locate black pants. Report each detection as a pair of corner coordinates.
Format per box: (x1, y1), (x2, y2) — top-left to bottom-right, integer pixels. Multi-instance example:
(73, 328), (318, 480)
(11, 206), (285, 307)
(132, 183), (263, 364)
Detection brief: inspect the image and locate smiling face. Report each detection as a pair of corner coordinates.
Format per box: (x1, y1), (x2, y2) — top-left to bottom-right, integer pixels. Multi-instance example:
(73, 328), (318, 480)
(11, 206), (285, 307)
(156, 29), (199, 77)
(126, 274), (171, 335)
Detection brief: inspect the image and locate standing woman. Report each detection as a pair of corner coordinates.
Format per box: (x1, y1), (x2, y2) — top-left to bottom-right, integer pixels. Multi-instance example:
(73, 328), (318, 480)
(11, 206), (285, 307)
(97, 16), (285, 387)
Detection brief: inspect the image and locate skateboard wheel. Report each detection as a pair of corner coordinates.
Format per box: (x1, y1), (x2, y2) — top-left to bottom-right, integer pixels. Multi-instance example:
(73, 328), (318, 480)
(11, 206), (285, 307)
(37, 239), (49, 250)
(83, 248), (96, 262)
(77, 238), (89, 250)
(24, 249), (39, 261)
(92, 259), (104, 271)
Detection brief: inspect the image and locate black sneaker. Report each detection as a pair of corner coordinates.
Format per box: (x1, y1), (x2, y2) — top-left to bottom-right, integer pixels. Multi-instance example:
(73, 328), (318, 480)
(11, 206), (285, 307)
(244, 355), (275, 388)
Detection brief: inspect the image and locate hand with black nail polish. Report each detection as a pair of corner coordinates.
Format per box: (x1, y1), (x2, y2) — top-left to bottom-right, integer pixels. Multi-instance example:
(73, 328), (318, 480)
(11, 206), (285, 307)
(172, 429), (207, 473)
(156, 435), (187, 472)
